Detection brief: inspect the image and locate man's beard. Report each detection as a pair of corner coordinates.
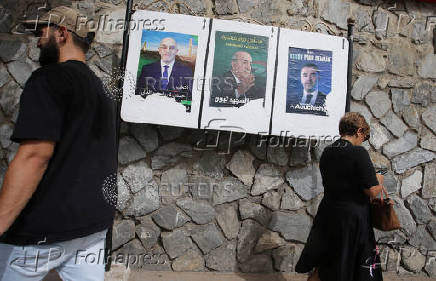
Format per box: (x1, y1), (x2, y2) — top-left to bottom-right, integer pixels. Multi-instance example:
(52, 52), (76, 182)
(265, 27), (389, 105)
(304, 84), (316, 93)
(38, 35), (59, 66)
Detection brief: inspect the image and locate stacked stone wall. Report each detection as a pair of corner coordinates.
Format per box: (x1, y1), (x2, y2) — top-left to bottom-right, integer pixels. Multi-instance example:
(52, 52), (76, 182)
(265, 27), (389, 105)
(0, 0), (435, 277)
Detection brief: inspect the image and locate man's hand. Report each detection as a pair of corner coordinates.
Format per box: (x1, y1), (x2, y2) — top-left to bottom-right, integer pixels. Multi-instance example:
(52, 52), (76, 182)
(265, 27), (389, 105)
(236, 72), (255, 96)
(0, 140), (54, 235)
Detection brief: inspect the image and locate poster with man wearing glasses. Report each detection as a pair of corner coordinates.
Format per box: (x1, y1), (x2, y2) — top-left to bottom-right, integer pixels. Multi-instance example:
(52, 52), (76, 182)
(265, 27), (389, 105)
(286, 47), (332, 116)
(200, 20), (277, 134)
(135, 31), (197, 112)
(121, 10), (209, 129)
(209, 31), (268, 108)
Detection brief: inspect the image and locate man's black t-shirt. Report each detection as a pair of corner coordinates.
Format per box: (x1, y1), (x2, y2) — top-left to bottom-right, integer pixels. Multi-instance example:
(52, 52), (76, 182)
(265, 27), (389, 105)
(1, 60), (117, 245)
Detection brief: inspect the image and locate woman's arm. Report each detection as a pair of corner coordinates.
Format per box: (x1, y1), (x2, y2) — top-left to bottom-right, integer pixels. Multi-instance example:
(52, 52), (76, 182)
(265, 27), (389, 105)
(363, 173), (384, 200)
(354, 146), (383, 200)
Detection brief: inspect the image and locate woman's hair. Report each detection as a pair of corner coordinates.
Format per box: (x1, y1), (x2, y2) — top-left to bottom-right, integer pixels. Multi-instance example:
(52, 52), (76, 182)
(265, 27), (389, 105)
(339, 112), (370, 137)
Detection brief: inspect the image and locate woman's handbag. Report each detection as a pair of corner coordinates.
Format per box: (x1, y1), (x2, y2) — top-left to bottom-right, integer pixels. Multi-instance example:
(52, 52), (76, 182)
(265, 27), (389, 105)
(370, 186), (400, 231)
(307, 268), (320, 281)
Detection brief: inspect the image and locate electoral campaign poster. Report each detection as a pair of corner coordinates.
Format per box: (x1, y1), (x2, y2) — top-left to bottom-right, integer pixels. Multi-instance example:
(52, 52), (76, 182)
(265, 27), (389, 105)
(201, 20), (277, 134)
(121, 10), (209, 128)
(209, 31), (268, 108)
(286, 48), (332, 116)
(271, 29), (348, 137)
(135, 30), (198, 111)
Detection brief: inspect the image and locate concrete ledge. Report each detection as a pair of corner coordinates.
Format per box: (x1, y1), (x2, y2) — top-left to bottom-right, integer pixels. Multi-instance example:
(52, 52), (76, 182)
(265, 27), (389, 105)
(43, 265), (433, 281)
(126, 272), (433, 281)
(102, 265), (434, 281)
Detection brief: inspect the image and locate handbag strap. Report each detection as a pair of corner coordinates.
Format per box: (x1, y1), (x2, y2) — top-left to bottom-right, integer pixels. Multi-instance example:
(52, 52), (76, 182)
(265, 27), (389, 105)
(380, 185), (389, 200)
(374, 185), (388, 201)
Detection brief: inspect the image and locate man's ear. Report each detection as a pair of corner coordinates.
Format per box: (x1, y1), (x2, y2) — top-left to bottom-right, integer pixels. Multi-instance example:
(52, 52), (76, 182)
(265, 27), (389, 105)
(56, 26), (69, 44)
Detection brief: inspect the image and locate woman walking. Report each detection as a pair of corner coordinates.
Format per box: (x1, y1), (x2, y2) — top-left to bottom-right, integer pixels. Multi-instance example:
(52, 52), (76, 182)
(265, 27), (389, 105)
(296, 112), (384, 281)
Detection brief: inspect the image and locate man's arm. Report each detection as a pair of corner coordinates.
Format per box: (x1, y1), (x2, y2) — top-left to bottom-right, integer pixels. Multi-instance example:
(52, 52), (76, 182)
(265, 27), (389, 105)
(0, 140), (55, 235)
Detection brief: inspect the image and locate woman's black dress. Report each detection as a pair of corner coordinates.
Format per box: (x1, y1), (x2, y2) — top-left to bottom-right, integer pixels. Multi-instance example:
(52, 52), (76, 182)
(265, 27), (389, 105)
(295, 139), (383, 281)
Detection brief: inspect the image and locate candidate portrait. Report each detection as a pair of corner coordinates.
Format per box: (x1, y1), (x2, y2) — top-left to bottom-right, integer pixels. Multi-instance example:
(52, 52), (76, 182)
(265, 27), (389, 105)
(135, 36), (194, 98)
(287, 63), (328, 116)
(210, 51), (264, 107)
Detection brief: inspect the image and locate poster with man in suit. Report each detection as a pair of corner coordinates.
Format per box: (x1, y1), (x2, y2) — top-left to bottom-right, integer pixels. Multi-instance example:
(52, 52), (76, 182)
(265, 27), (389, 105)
(135, 31), (197, 112)
(286, 48), (332, 116)
(209, 31), (268, 108)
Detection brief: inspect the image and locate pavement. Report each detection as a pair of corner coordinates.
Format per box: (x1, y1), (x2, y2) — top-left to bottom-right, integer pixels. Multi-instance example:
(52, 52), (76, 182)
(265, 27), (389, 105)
(42, 265), (436, 281)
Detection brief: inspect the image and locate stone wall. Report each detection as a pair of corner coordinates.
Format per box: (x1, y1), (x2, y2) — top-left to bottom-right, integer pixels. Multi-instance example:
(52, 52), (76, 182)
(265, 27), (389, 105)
(0, 0), (435, 277)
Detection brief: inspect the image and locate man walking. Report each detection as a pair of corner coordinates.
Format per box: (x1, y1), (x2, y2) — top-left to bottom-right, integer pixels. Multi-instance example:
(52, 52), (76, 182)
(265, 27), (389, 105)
(0, 6), (117, 280)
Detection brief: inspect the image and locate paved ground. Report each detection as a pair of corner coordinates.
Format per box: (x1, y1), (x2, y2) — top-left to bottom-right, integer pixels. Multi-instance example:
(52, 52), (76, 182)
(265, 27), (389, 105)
(124, 272), (435, 281)
(43, 265), (436, 281)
